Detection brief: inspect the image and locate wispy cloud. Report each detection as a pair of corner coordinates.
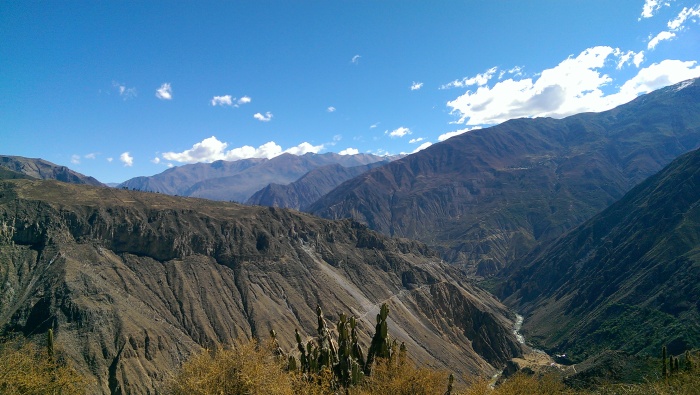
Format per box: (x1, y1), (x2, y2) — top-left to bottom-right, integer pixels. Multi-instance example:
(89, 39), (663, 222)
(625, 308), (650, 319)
(253, 111), (273, 122)
(339, 147), (359, 155)
(647, 6), (700, 49)
(70, 154), (80, 164)
(386, 127), (411, 138)
(211, 95), (251, 107)
(446, 45), (700, 126)
(84, 153), (97, 160)
(441, 67), (498, 89)
(410, 82), (424, 91)
(351, 54), (361, 64)
(161, 136), (324, 164)
(155, 83), (172, 100)
(112, 81), (137, 100)
(369, 122), (380, 129)
(327, 106), (336, 112)
(408, 137), (424, 144)
(120, 152), (134, 167)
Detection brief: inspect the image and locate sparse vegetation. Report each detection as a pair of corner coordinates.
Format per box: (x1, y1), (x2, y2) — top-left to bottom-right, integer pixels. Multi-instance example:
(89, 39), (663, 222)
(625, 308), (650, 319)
(0, 333), (86, 395)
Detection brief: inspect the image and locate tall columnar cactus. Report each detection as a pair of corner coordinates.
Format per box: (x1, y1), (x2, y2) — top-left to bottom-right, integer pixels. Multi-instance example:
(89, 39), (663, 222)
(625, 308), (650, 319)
(365, 303), (391, 375)
(47, 328), (55, 362)
(662, 345), (668, 378)
(444, 373), (454, 395)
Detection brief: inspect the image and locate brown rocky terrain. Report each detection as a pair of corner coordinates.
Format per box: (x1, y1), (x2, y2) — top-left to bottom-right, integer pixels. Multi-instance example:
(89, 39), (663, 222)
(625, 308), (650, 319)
(0, 179), (522, 394)
(0, 155), (104, 186)
(308, 78), (700, 275)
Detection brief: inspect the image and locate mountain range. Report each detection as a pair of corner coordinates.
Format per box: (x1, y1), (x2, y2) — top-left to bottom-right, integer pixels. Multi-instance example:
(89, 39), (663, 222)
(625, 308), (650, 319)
(308, 79), (700, 275)
(118, 152), (395, 203)
(500, 146), (700, 361)
(0, 155), (104, 186)
(0, 179), (521, 394)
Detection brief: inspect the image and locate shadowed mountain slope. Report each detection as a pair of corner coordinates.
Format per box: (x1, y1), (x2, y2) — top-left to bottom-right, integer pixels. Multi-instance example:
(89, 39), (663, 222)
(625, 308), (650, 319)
(500, 147), (700, 362)
(0, 155), (104, 186)
(246, 161), (389, 210)
(309, 79), (700, 275)
(119, 152), (391, 203)
(0, 179), (522, 394)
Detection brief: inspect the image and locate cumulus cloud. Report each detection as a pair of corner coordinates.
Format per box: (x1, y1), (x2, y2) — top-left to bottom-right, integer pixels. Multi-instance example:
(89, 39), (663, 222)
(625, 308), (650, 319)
(112, 81), (137, 100)
(155, 83), (172, 100)
(120, 152), (134, 167)
(351, 54), (361, 64)
(327, 106), (336, 112)
(107, 157), (113, 163)
(253, 112), (273, 122)
(438, 126), (482, 141)
(386, 127), (411, 138)
(640, 0), (666, 19)
(441, 67), (498, 89)
(238, 96), (251, 104)
(412, 142), (432, 153)
(408, 137), (424, 144)
(151, 157), (161, 164)
(446, 46), (700, 126)
(161, 136), (324, 164)
(211, 95), (234, 106)
(70, 154), (80, 164)
(410, 82), (424, 90)
(339, 148), (359, 155)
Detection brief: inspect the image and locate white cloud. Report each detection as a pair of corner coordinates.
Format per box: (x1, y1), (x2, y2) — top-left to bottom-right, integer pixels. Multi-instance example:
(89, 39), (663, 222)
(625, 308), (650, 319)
(112, 81), (137, 100)
(155, 83), (172, 100)
(120, 152), (134, 167)
(648, 31), (676, 49)
(339, 148), (359, 155)
(647, 6), (700, 49)
(107, 157), (113, 163)
(446, 46), (700, 126)
(70, 154), (80, 164)
(351, 54), (361, 64)
(369, 122), (379, 129)
(84, 153), (97, 160)
(327, 106), (336, 112)
(238, 96), (251, 104)
(161, 136), (325, 164)
(640, 0), (665, 19)
(441, 67), (498, 89)
(438, 126), (482, 141)
(615, 49), (645, 68)
(410, 81), (424, 91)
(386, 127), (412, 138)
(408, 137), (424, 144)
(412, 142), (432, 153)
(211, 95), (234, 106)
(253, 112), (273, 122)
(667, 6), (700, 30)
(151, 157), (161, 164)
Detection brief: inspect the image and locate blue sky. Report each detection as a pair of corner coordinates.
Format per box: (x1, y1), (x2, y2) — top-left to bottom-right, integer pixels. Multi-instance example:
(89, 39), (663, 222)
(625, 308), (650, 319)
(2, 1), (700, 183)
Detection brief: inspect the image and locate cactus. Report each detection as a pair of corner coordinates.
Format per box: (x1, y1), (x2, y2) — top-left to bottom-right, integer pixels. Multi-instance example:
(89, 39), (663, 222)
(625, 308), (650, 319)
(685, 350), (693, 371)
(444, 373), (454, 395)
(662, 345), (667, 378)
(47, 328), (55, 362)
(365, 303), (391, 375)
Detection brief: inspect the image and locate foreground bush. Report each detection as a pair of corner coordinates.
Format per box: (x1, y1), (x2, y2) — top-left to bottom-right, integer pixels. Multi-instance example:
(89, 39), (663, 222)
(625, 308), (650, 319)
(0, 334), (86, 395)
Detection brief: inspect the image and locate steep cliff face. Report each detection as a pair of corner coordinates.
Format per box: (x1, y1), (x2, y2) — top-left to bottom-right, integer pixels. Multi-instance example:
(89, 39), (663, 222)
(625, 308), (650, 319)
(0, 179), (522, 394)
(309, 79), (700, 275)
(500, 148), (700, 362)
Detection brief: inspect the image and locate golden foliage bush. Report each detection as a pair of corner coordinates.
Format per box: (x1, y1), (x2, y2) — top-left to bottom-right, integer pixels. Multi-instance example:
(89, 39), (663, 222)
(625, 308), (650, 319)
(0, 335), (86, 395)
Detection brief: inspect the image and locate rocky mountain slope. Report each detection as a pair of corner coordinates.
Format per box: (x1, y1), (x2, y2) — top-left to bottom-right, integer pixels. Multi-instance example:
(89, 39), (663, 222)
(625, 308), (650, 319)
(0, 155), (104, 186)
(246, 162), (388, 210)
(0, 179), (522, 394)
(308, 78), (700, 275)
(500, 147), (700, 362)
(119, 152), (392, 203)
